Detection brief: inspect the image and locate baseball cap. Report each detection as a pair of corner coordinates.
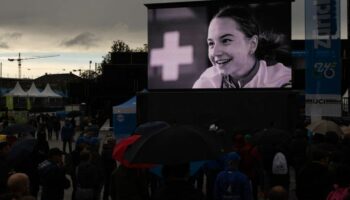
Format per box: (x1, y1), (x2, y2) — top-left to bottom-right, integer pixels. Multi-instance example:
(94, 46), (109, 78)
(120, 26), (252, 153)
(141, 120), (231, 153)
(226, 152), (241, 161)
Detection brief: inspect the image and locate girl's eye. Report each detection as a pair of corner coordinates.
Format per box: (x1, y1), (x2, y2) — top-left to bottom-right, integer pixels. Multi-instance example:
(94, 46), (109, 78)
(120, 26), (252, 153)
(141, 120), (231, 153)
(222, 38), (232, 44)
(208, 41), (214, 48)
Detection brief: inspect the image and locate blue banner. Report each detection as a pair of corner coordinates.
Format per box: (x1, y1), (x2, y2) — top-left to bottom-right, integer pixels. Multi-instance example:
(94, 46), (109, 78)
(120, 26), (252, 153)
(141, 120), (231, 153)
(305, 0), (342, 117)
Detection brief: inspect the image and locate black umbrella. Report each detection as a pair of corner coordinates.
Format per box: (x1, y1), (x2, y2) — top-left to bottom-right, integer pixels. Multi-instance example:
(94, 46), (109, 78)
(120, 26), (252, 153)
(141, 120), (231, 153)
(2, 124), (36, 135)
(7, 138), (37, 166)
(251, 128), (291, 147)
(134, 121), (170, 135)
(124, 124), (224, 165)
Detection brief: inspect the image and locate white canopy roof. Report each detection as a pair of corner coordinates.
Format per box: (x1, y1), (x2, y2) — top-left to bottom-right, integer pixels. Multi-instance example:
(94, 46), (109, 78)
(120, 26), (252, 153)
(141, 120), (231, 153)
(26, 82), (42, 97)
(4, 82), (27, 97)
(40, 83), (62, 98)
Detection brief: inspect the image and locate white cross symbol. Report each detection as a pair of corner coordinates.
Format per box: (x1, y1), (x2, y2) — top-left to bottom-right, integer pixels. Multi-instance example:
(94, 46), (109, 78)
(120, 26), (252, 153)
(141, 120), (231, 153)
(150, 31), (193, 81)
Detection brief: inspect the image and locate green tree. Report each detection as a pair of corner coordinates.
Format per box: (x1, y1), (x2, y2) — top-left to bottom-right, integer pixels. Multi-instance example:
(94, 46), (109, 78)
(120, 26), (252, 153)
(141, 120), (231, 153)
(133, 44), (148, 52)
(97, 40), (147, 75)
(80, 70), (99, 79)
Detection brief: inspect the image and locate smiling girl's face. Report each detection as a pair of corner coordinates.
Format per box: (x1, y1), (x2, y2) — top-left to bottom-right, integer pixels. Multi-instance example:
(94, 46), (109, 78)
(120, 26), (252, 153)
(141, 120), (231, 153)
(207, 17), (258, 78)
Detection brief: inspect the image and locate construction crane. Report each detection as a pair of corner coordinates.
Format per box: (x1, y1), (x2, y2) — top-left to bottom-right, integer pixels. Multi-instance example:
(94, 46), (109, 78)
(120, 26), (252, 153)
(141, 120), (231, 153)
(8, 53), (59, 78)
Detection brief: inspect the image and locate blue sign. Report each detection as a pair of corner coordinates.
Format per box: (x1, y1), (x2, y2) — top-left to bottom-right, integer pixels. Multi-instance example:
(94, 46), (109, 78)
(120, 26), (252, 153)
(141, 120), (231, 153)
(305, 0), (342, 117)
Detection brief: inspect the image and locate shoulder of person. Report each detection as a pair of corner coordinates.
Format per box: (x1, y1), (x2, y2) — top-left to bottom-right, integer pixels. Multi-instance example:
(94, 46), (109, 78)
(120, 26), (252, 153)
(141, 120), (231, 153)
(193, 66), (221, 88)
(258, 60), (291, 87)
(262, 61), (291, 78)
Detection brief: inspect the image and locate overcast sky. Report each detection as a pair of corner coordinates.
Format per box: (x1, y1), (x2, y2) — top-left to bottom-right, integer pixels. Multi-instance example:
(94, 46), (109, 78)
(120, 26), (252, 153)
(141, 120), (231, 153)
(0, 0), (348, 79)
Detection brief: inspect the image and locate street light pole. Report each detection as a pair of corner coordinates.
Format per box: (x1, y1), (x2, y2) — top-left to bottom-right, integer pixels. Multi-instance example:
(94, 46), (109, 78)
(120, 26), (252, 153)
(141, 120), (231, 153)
(89, 60), (92, 79)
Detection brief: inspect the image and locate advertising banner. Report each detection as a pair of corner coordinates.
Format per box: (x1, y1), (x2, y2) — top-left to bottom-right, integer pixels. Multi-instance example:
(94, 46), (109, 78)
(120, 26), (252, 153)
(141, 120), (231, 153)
(305, 0), (342, 117)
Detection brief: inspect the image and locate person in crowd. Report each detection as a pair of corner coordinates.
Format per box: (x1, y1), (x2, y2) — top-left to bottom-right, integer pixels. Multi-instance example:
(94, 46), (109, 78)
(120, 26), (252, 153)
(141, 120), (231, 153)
(38, 148), (70, 200)
(4, 173), (31, 199)
(7, 135), (40, 198)
(61, 119), (75, 153)
(234, 134), (262, 200)
(35, 131), (50, 164)
(152, 163), (205, 200)
(101, 137), (117, 200)
(193, 6), (291, 89)
(110, 164), (150, 200)
(65, 139), (89, 200)
(270, 150), (290, 192)
(46, 114), (54, 140)
(288, 129), (309, 174)
(53, 115), (61, 140)
(0, 135), (12, 196)
(36, 113), (47, 138)
(268, 185), (288, 200)
(75, 150), (104, 200)
(202, 154), (226, 200)
(296, 148), (333, 200)
(214, 152), (252, 200)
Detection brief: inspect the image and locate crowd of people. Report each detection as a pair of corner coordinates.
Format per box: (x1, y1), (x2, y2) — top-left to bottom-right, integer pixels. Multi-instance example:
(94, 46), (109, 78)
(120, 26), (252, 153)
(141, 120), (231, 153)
(111, 127), (350, 200)
(2, 114), (350, 200)
(0, 112), (112, 200)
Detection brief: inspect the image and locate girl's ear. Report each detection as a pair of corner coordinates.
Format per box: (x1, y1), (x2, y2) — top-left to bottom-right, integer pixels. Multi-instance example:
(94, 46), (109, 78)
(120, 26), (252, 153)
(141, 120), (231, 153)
(249, 35), (258, 55)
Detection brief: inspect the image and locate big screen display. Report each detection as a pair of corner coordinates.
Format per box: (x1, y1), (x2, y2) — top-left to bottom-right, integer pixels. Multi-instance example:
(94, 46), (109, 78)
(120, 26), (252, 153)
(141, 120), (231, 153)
(147, 1), (292, 89)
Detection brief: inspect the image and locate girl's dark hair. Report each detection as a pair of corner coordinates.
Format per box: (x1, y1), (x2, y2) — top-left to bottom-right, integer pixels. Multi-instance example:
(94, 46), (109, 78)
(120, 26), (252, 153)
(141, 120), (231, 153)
(215, 6), (259, 39)
(214, 6), (290, 66)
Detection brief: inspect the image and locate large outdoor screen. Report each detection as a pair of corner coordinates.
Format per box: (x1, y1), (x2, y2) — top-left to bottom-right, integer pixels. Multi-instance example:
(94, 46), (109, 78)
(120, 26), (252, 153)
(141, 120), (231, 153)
(147, 1), (292, 90)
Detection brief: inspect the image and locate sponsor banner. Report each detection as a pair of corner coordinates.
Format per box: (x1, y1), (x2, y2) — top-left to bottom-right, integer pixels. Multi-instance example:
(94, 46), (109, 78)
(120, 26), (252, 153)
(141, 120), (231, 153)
(305, 94), (342, 116)
(305, 0), (341, 117)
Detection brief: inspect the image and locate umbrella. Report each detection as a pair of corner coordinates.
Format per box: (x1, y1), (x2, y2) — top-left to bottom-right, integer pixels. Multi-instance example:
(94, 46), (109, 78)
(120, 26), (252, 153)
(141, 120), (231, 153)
(306, 119), (343, 137)
(134, 121), (170, 135)
(113, 135), (155, 168)
(124, 124), (224, 165)
(112, 121), (170, 168)
(7, 138), (37, 166)
(2, 124), (36, 135)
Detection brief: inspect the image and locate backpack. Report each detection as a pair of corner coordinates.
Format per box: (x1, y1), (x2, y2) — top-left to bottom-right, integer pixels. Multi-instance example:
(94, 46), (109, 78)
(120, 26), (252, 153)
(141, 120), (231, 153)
(327, 185), (349, 200)
(272, 152), (288, 175)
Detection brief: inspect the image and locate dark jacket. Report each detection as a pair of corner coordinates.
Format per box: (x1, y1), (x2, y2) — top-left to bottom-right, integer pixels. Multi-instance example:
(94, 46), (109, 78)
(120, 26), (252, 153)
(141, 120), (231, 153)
(296, 161), (333, 200)
(214, 170), (252, 200)
(38, 160), (70, 200)
(61, 124), (74, 141)
(110, 165), (150, 200)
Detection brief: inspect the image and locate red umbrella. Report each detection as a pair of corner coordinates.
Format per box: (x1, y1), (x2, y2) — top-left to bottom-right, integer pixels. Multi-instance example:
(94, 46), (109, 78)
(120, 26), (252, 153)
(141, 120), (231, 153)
(112, 135), (155, 168)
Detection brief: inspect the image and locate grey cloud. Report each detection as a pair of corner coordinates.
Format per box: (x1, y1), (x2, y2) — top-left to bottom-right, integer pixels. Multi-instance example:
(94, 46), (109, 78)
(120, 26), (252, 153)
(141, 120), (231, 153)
(0, 32), (22, 40)
(0, 42), (9, 49)
(5, 32), (22, 40)
(61, 32), (99, 49)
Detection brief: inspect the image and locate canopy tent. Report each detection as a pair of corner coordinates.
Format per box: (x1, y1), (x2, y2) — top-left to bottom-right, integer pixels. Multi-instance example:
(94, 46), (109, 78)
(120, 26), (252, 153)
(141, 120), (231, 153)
(4, 82), (27, 97)
(112, 96), (137, 138)
(26, 82), (42, 97)
(40, 83), (62, 98)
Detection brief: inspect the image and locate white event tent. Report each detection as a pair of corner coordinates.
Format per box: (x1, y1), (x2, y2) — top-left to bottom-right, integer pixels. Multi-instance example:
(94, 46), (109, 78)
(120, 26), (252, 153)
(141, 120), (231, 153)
(4, 82), (27, 97)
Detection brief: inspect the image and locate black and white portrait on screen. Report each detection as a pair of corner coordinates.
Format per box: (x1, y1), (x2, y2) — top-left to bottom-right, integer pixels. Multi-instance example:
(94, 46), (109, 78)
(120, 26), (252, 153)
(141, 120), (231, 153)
(147, 2), (292, 89)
